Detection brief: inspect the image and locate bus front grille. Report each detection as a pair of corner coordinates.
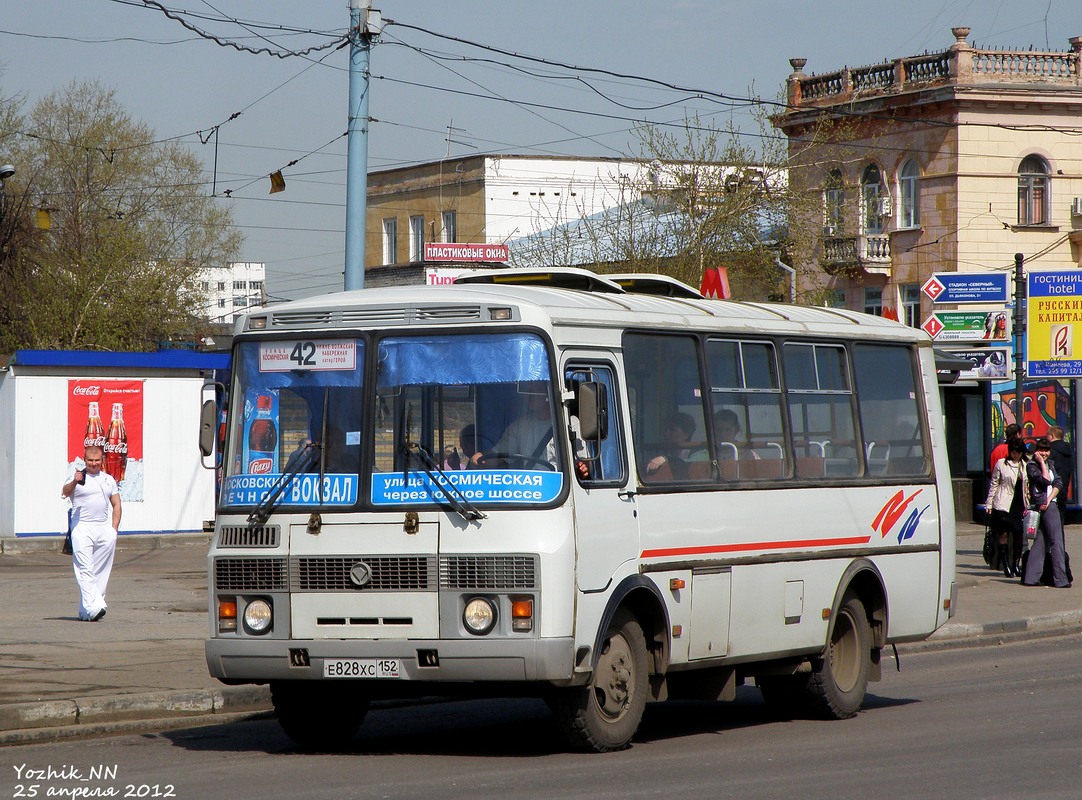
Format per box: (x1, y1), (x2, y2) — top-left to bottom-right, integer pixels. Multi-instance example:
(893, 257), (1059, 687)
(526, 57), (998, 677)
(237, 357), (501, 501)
(439, 555), (539, 590)
(217, 525), (280, 548)
(290, 556), (437, 591)
(214, 557), (289, 591)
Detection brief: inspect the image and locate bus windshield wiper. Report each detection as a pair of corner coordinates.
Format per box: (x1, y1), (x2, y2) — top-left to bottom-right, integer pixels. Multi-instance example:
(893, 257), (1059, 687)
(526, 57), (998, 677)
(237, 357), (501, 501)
(404, 440), (486, 522)
(247, 441), (321, 526)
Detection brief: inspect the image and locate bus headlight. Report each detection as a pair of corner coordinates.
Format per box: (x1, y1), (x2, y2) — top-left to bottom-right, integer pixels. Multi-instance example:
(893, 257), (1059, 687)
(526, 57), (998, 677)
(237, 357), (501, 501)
(243, 598), (273, 634)
(463, 597), (497, 635)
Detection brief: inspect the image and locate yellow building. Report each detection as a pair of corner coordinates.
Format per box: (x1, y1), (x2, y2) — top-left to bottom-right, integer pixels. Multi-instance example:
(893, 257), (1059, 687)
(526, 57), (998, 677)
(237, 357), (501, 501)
(773, 26), (1082, 322)
(774, 27), (1082, 518)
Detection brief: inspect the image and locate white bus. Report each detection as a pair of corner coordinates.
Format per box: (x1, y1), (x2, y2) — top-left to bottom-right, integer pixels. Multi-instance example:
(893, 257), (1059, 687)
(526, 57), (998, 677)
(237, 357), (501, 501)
(202, 268), (956, 752)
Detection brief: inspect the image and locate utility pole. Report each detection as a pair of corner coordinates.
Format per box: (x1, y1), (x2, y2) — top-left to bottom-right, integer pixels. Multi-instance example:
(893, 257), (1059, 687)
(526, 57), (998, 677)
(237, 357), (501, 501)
(1013, 252), (1026, 420)
(343, 1), (381, 291)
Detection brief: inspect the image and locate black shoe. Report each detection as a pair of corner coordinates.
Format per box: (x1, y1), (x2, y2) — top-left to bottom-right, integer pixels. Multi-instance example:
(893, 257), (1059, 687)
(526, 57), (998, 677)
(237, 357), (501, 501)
(89, 608), (106, 622)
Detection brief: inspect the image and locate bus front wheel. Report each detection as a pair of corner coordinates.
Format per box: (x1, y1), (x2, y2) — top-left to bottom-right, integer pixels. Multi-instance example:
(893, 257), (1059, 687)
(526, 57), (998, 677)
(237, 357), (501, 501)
(271, 680), (369, 750)
(548, 609), (649, 752)
(808, 592), (872, 719)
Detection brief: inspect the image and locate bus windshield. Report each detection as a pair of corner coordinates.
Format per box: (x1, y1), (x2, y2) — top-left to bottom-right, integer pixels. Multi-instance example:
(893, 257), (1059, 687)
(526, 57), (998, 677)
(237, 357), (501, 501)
(221, 338), (365, 511)
(369, 332), (564, 510)
(220, 331), (565, 514)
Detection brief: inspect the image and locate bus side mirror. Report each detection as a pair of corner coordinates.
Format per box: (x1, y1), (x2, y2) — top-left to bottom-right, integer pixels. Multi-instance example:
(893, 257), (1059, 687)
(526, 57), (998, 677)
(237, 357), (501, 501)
(576, 382), (608, 441)
(199, 398), (217, 458)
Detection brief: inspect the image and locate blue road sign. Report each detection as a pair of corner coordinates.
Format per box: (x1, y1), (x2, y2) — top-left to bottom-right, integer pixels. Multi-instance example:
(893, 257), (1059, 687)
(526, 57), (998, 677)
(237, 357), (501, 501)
(922, 272), (1009, 304)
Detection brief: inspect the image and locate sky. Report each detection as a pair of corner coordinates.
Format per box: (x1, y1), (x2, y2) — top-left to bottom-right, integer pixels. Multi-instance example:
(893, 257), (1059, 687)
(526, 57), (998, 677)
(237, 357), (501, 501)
(1, 0), (1079, 301)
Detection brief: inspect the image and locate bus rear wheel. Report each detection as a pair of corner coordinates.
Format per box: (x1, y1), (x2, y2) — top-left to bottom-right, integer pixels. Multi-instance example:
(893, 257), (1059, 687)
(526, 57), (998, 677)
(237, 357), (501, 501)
(808, 592), (872, 719)
(548, 609), (648, 752)
(271, 680), (369, 750)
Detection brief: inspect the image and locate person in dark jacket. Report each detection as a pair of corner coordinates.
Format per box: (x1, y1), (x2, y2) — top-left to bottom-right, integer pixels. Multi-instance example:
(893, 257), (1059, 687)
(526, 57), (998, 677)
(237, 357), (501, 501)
(1022, 438), (1071, 588)
(1047, 425), (1074, 526)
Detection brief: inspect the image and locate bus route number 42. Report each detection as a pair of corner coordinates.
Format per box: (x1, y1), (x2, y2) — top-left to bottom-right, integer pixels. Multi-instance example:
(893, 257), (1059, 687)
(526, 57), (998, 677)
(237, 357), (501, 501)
(290, 341), (317, 367)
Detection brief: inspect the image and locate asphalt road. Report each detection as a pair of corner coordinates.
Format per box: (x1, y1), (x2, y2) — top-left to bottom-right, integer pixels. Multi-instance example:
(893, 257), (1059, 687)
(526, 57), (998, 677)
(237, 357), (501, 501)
(4, 633), (1080, 800)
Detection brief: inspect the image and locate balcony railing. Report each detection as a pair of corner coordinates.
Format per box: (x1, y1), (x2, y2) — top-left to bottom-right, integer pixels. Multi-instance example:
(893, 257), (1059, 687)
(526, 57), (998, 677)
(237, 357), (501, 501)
(823, 234), (891, 271)
(787, 27), (1082, 109)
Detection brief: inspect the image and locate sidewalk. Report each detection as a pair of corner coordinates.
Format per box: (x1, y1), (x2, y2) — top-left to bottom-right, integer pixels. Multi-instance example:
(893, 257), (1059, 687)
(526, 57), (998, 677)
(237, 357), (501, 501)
(1, 523), (1081, 744)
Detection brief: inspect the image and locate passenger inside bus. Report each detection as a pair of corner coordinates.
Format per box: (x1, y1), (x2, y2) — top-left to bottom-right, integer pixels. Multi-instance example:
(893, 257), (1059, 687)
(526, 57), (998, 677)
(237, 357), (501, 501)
(645, 412), (704, 479)
(472, 391), (557, 469)
(713, 408), (760, 461)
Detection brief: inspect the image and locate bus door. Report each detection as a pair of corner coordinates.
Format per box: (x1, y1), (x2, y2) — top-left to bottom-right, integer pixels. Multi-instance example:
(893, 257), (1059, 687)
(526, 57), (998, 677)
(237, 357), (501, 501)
(564, 359), (638, 591)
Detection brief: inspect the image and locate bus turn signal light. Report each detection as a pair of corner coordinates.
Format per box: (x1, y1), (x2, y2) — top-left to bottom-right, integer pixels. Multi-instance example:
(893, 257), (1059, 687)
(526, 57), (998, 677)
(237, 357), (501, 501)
(219, 597), (238, 633)
(511, 598), (533, 632)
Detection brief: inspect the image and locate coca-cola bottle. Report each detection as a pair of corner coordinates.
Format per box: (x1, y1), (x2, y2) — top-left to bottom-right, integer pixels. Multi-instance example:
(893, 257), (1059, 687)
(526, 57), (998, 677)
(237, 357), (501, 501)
(84, 402), (106, 449)
(104, 403), (128, 482)
(247, 394), (277, 474)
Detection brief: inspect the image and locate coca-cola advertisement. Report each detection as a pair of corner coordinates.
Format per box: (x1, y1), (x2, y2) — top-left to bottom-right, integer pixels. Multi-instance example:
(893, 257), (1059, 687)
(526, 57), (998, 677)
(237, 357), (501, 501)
(67, 379), (144, 501)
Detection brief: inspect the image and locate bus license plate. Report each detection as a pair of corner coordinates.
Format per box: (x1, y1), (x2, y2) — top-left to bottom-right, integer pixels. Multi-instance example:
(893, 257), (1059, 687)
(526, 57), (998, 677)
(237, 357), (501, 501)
(323, 658), (402, 678)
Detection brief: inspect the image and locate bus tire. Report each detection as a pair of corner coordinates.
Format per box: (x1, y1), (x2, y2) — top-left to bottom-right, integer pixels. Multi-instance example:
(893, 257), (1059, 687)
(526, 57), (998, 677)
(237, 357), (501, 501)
(808, 592), (872, 719)
(549, 609), (648, 752)
(271, 680), (368, 750)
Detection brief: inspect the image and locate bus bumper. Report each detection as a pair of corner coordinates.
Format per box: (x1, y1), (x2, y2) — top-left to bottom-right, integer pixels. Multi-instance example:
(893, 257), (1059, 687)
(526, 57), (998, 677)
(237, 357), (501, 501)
(205, 636), (577, 683)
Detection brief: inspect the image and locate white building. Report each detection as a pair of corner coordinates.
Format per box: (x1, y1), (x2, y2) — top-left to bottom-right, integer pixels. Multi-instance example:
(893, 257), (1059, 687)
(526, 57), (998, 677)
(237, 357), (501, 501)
(199, 262), (266, 324)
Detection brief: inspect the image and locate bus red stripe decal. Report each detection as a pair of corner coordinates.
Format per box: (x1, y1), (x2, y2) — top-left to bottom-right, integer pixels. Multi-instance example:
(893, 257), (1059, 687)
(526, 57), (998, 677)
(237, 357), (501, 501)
(640, 535), (873, 559)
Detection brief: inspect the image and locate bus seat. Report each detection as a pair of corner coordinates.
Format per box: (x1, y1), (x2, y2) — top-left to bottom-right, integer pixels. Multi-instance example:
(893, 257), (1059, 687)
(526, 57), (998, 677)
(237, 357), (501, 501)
(796, 456), (825, 477)
(751, 458), (784, 480)
(686, 460), (714, 480)
(718, 459), (740, 481)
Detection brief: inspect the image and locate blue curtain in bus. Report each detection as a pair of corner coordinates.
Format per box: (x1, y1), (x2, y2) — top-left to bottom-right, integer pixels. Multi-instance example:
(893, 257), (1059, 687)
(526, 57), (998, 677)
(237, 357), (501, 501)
(378, 334), (550, 387)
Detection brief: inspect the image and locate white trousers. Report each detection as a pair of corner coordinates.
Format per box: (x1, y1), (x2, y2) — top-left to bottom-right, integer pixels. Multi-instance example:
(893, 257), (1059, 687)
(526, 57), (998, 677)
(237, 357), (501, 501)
(71, 521), (117, 619)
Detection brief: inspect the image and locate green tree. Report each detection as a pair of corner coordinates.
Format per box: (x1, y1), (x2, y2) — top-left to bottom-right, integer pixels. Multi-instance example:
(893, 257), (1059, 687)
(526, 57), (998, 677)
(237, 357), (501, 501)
(0, 80), (240, 352)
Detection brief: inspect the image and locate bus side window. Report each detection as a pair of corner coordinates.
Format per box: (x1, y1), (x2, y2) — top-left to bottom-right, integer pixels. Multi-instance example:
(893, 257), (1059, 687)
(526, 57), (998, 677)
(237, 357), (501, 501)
(566, 363), (627, 486)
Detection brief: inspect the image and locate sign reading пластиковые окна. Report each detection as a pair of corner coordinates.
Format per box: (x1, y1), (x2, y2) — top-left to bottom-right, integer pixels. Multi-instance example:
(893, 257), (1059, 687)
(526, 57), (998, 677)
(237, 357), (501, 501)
(1027, 271), (1082, 378)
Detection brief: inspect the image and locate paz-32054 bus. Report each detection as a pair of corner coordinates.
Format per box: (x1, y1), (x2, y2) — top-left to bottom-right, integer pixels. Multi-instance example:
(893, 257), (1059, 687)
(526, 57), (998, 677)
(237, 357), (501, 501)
(201, 268), (956, 752)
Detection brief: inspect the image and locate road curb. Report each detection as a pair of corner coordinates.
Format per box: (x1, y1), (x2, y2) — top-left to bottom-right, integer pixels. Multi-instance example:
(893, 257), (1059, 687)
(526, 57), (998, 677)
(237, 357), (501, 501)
(902, 609), (1082, 652)
(0, 533), (212, 555)
(0, 686), (269, 745)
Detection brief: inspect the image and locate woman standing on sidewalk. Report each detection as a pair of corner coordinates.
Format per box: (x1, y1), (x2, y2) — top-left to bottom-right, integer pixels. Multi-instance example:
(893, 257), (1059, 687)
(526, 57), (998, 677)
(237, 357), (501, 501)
(986, 439), (1028, 578)
(1022, 437), (1071, 589)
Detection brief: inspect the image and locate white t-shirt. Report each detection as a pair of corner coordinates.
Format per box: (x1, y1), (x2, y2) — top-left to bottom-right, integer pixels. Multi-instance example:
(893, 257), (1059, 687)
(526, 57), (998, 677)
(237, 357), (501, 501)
(496, 416), (553, 460)
(70, 471), (119, 526)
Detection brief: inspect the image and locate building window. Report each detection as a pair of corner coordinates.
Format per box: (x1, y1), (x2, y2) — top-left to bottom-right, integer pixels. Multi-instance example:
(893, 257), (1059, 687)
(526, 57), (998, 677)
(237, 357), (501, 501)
(199, 281), (210, 291)
(1018, 155), (1050, 226)
(901, 283), (921, 327)
(250, 280), (263, 291)
(898, 159), (920, 229)
(233, 280), (246, 290)
(234, 297), (247, 307)
(217, 281), (226, 292)
(864, 287), (883, 316)
(217, 299), (226, 308)
(824, 169), (844, 236)
(442, 210), (457, 244)
(409, 215), (425, 262)
(382, 218), (398, 264)
(861, 164), (884, 235)
(825, 290), (846, 309)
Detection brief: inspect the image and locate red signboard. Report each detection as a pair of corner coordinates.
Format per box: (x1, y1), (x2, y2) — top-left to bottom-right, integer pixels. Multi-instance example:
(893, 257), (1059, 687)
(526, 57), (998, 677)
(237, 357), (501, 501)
(423, 242), (509, 262)
(67, 379), (144, 500)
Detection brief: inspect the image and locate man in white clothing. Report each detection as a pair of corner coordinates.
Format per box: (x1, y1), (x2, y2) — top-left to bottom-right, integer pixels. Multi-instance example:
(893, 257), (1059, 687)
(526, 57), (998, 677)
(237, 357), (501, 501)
(61, 445), (122, 621)
(471, 392), (557, 468)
